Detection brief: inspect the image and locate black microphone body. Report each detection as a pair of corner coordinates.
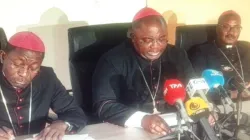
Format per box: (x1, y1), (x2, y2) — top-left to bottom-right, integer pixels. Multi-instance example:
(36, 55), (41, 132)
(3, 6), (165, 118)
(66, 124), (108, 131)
(217, 85), (235, 108)
(228, 78), (246, 126)
(185, 97), (219, 140)
(199, 117), (219, 140)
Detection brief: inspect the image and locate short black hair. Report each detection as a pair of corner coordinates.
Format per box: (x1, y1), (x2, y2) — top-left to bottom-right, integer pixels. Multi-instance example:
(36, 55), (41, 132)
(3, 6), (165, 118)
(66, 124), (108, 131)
(1, 43), (15, 53)
(131, 15), (167, 31)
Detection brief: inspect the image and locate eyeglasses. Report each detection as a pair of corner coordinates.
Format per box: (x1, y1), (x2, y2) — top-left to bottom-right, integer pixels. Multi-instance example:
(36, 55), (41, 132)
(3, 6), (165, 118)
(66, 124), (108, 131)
(137, 37), (168, 47)
(218, 24), (242, 33)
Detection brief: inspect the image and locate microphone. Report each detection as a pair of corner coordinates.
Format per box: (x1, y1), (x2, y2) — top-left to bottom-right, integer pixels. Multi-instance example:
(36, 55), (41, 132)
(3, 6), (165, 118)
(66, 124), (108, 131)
(185, 97), (219, 140)
(185, 97), (210, 122)
(202, 69), (235, 108)
(186, 78), (212, 110)
(163, 79), (191, 126)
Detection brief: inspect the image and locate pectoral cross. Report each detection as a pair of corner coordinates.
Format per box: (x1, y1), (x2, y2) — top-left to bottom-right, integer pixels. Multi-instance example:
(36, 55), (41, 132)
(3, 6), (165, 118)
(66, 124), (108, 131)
(152, 100), (161, 114)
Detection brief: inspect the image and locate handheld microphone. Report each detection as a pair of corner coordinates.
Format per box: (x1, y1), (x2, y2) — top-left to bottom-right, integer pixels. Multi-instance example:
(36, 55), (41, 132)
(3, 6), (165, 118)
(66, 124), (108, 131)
(202, 69), (235, 108)
(163, 79), (191, 126)
(186, 78), (212, 110)
(185, 97), (210, 122)
(185, 97), (219, 140)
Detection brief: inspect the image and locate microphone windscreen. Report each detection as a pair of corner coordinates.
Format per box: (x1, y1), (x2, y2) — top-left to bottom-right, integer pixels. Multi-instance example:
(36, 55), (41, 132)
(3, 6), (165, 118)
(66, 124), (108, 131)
(202, 69), (225, 88)
(185, 97), (210, 122)
(163, 79), (186, 105)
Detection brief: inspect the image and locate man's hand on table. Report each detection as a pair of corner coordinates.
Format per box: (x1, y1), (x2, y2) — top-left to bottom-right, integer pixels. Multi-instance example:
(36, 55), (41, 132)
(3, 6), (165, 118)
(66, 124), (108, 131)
(230, 82), (250, 99)
(34, 120), (68, 140)
(230, 90), (250, 99)
(0, 126), (14, 140)
(141, 114), (172, 135)
(208, 112), (219, 127)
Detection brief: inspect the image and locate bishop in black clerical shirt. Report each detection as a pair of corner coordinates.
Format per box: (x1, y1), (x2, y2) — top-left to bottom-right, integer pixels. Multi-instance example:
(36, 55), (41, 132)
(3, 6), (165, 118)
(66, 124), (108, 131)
(188, 10), (250, 97)
(188, 10), (250, 139)
(0, 31), (86, 139)
(92, 7), (196, 136)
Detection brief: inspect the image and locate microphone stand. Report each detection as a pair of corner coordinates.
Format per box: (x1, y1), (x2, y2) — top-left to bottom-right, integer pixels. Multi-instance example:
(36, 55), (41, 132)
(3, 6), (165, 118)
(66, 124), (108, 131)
(235, 90), (243, 139)
(177, 113), (182, 140)
(176, 113), (194, 140)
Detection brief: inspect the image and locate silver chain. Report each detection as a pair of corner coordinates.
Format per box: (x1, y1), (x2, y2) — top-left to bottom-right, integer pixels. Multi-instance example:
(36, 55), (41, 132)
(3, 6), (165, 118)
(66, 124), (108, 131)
(214, 41), (245, 84)
(0, 82), (32, 135)
(218, 47), (245, 84)
(137, 59), (161, 113)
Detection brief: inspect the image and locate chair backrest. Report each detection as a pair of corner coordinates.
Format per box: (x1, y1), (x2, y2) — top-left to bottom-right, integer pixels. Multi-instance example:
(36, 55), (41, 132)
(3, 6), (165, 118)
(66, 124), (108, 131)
(0, 28), (8, 50)
(175, 24), (216, 51)
(68, 23), (131, 124)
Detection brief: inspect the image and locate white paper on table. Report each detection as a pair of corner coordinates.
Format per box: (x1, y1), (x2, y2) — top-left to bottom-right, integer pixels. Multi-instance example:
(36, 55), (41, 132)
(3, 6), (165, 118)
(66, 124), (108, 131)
(160, 113), (193, 127)
(23, 134), (95, 140)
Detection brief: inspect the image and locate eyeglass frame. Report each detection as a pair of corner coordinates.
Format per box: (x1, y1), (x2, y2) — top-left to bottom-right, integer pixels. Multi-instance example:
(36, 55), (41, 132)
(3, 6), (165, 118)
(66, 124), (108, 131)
(217, 24), (242, 33)
(134, 36), (168, 47)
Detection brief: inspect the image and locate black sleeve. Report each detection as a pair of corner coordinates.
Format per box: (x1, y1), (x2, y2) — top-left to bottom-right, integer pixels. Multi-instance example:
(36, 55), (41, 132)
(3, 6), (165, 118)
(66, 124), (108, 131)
(178, 49), (196, 84)
(240, 41), (250, 82)
(49, 69), (87, 132)
(169, 47), (196, 84)
(188, 46), (207, 76)
(92, 57), (137, 126)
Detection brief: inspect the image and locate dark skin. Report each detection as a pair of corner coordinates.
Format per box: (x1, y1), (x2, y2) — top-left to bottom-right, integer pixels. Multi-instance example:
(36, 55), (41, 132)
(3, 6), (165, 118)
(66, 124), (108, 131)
(216, 12), (250, 98)
(0, 127), (14, 140)
(0, 48), (68, 140)
(216, 13), (241, 46)
(130, 16), (171, 135)
(0, 48), (42, 89)
(131, 16), (168, 62)
(130, 16), (216, 135)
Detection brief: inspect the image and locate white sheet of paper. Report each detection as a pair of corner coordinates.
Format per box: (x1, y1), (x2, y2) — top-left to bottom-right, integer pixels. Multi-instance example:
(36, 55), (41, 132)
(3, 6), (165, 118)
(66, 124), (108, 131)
(160, 113), (193, 126)
(23, 134), (95, 140)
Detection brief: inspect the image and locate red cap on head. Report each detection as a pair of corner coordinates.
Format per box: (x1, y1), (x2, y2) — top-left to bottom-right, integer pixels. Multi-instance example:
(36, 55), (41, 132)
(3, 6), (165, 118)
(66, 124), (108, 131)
(163, 79), (186, 105)
(9, 31), (45, 53)
(133, 7), (162, 22)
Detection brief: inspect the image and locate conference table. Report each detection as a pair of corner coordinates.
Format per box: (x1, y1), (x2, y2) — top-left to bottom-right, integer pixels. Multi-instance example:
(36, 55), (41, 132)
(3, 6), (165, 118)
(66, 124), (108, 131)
(15, 123), (179, 140)
(15, 101), (250, 140)
(15, 113), (186, 140)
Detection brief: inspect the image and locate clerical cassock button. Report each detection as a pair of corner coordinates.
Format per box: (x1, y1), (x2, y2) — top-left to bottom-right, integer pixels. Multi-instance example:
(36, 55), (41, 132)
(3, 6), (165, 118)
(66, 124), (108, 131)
(17, 106), (22, 110)
(19, 116), (24, 120)
(19, 98), (24, 102)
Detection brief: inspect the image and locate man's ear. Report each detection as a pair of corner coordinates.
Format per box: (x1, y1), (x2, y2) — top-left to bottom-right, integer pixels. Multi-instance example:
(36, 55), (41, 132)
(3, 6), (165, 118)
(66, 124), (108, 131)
(130, 32), (136, 44)
(0, 50), (6, 63)
(130, 32), (135, 38)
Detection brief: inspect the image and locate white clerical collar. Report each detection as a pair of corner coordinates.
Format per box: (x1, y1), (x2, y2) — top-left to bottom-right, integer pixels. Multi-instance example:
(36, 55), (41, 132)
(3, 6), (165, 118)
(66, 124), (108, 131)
(226, 45), (233, 49)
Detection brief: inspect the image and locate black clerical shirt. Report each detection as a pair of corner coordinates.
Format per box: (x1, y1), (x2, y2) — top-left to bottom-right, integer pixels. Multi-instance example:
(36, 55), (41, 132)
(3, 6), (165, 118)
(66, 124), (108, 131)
(92, 40), (195, 126)
(0, 65), (87, 136)
(188, 41), (250, 84)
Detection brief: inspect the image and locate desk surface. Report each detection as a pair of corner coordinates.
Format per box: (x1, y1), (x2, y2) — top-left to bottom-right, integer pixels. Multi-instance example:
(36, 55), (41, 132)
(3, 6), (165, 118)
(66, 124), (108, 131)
(15, 123), (179, 140)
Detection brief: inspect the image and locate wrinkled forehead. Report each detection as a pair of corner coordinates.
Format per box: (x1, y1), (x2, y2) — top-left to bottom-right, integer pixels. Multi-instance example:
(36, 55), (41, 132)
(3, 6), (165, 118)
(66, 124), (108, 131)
(8, 48), (44, 61)
(133, 16), (167, 36)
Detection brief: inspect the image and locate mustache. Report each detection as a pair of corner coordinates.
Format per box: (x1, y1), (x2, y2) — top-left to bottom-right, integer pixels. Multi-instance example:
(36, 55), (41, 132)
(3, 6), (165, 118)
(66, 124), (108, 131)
(225, 34), (236, 39)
